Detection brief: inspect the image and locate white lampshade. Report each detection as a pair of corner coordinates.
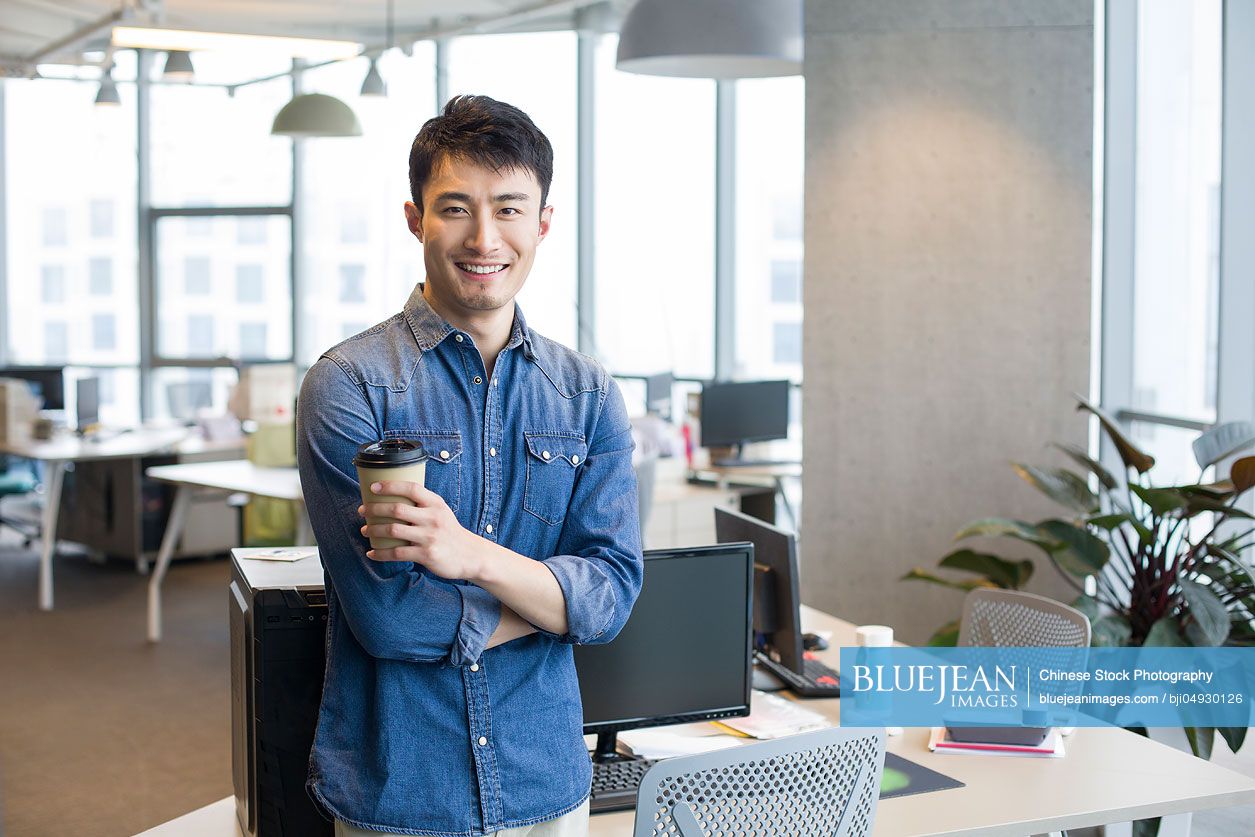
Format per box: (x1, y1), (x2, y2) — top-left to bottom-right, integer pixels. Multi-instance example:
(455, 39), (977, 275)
(271, 93), (362, 137)
(162, 49), (195, 81)
(616, 0), (802, 79)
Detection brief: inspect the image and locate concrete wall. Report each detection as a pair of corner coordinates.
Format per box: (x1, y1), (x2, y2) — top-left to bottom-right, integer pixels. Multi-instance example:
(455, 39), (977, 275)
(801, 0), (1095, 642)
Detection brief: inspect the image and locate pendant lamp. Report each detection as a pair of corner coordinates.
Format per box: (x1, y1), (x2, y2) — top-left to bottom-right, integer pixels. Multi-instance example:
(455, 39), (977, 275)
(162, 49), (195, 81)
(271, 93), (362, 137)
(95, 64), (121, 106)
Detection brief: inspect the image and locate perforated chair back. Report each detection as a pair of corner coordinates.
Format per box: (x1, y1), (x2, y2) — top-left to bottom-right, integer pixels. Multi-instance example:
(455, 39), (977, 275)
(632, 727), (886, 837)
(958, 588), (1091, 648)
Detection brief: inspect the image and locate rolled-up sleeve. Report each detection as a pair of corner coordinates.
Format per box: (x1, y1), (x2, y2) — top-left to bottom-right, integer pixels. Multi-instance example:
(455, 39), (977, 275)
(296, 357), (500, 665)
(540, 375), (644, 645)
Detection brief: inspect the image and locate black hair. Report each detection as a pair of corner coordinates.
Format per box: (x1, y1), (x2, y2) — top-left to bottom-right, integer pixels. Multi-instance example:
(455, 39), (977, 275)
(408, 94), (554, 211)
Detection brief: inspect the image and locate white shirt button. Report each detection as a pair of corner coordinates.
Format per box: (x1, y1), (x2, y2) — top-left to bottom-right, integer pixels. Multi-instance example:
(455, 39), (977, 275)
(478, 736), (488, 747)
(485, 524), (493, 534)
(473, 375), (482, 385)
(470, 663), (479, 672)
(440, 450), (450, 460)
(489, 447), (496, 457)
(542, 450), (551, 460)
(454, 334), (464, 343)
(571, 455), (580, 465)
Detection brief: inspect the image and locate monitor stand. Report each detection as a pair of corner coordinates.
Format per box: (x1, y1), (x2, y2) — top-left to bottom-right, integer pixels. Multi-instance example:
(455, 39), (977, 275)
(591, 731), (638, 764)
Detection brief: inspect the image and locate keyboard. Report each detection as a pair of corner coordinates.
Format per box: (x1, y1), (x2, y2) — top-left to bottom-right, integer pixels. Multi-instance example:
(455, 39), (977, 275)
(754, 650), (841, 698)
(589, 756), (659, 813)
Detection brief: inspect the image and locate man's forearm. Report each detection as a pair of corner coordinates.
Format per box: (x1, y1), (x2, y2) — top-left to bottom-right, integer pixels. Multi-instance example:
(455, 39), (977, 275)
(469, 539), (570, 636)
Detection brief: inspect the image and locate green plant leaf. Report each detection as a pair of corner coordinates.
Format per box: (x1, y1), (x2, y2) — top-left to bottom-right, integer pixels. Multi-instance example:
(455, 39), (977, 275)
(1181, 493), (1255, 520)
(1179, 579), (1231, 646)
(1037, 519), (1111, 575)
(1092, 614), (1132, 647)
(1085, 512), (1154, 543)
(1143, 618), (1187, 647)
(927, 620), (960, 647)
(900, 567), (997, 592)
(937, 549), (1034, 589)
(1130, 484), (1189, 517)
(1179, 481), (1236, 500)
(1071, 594), (1102, 623)
(1052, 443), (1119, 491)
(1192, 421), (1255, 470)
(1232, 456), (1255, 494)
(1012, 464), (1099, 513)
(1185, 726), (1215, 760)
(1075, 394), (1156, 474)
(954, 518), (1054, 546)
(1218, 726), (1248, 754)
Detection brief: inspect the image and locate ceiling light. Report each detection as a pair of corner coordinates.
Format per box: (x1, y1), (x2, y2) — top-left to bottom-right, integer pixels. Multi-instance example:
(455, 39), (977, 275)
(271, 93), (362, 138)
(111, 26), (360, 60)
(360, 57), (386, 96)
(95, 64), (121, 106)
(616, 0), (802, 79)
(162, 49), (194, 81)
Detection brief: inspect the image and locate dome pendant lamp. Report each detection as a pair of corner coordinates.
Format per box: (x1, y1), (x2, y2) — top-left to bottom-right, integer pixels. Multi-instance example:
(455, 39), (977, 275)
(271, 92), (362, 137)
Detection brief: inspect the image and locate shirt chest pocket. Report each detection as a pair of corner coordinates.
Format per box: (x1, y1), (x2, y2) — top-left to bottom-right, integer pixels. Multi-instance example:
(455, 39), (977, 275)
(523, 431), (588, 526)
(383, 429), (462, 515)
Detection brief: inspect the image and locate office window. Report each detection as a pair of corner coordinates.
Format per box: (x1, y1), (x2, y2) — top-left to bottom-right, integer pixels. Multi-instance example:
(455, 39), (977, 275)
(239, 323), (268, 358)
(236, 264), (264, 303)
(187, 315), (215, 356)
(92, 314), (117, 351)
(735, 76), (804, 382)
(298, 48), (435, 365)
(186, 215), (213, 236)
(449, 32), (580, 349)
(89, 199), (114, 238)
(342, 322), (371, 339)
(44, 322), (68, 360)
(89, 257), (112, 295)
(184, 257), (212, 295)
(594, 35), (715, 377)
(42, 207), (68, 246)
(236, 216), (269, 245)
(41, 265), (66, 304)
(339, 264), (366, 303)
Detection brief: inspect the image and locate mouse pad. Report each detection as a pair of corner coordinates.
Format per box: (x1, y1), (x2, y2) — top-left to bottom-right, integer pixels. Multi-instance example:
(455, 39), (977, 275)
(879, 752), (964, 799)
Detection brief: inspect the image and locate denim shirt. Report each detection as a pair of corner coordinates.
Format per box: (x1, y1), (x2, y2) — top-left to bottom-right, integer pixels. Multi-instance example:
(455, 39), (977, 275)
(295, 285), (643, 836)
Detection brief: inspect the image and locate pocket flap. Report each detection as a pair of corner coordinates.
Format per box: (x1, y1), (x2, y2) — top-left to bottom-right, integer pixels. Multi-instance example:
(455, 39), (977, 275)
(385, 430), (462, 464)
(524, 431), (587, 466)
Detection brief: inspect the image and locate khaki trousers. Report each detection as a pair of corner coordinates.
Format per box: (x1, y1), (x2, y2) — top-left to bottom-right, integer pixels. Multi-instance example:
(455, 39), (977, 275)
(335, 800), (590, 837)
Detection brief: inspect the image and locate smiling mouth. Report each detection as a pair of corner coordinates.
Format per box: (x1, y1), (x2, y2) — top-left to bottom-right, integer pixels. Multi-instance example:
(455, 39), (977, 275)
(456, 263), (508, 275)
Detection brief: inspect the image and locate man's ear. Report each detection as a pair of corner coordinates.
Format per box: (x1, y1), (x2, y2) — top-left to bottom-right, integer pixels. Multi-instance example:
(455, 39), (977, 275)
(404, 201), (424, 243)
(537, 205), (554, 243)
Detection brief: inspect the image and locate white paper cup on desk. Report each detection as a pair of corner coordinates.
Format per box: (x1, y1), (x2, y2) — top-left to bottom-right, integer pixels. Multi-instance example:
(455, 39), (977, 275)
(856, 624), (902, 735)
(353, 439), (428, 550)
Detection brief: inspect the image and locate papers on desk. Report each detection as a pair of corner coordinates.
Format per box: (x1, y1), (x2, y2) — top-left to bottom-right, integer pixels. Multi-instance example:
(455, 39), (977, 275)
(713, 690), (831, 740)
(619, 726), (744, 760)
(238, 547), (317, 562)
(928, 727), (1066, 758)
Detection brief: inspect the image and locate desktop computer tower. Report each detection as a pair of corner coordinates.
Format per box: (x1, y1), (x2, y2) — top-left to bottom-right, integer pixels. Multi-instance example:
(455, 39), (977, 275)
(229, 548), (332, 837)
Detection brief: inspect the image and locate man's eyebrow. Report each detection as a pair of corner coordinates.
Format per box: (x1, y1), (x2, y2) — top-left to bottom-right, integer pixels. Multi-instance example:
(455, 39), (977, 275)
(432, 191), (532, 203)
(494, 192), (531, 203)
(433, 191), (472, 203)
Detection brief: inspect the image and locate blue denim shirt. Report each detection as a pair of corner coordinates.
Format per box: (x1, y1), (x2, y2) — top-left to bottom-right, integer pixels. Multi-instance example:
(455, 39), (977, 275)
(295, 285), (643, 835)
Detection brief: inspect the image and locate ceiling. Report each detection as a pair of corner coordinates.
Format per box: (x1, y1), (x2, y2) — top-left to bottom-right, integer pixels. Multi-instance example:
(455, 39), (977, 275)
(0, 0), (629, 69)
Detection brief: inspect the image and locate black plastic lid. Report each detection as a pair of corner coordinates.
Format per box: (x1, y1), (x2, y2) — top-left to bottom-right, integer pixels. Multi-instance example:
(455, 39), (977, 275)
(352, 439), (428, 467)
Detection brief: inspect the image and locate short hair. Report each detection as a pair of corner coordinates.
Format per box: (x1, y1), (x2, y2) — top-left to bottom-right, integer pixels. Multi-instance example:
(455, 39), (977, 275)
(408, 95), (554, 211)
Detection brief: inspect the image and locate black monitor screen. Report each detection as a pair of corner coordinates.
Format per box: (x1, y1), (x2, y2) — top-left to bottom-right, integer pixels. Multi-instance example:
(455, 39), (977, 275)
(644, 372), (673, 416)
(576, 544), (753, 734)
(76, 377), (100, 431)
(714, 507), (805, 675)
(700, 380), (789, 448)
(0, 366), (65, 411)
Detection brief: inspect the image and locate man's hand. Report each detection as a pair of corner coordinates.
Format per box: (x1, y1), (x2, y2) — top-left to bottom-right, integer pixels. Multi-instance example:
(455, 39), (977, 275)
(360, 480), (482, 580)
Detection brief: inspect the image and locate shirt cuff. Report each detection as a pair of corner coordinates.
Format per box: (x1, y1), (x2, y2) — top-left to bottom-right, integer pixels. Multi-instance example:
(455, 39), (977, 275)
(541, 554), (616, 644)
(451, 583), (502, 666)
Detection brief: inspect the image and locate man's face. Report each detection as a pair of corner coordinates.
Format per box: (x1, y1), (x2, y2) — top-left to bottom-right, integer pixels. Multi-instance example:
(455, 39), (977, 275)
(405, 155), (552, 319)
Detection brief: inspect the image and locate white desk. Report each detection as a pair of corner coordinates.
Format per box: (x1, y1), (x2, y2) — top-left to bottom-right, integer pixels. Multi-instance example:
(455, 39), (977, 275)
(0, 428), (197, 611)
(144, 460), (308, 642)
(136, 604), (1255, 836)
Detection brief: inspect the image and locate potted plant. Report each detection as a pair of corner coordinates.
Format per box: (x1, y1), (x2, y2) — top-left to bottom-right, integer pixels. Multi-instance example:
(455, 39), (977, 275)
(904, 395), (1255, 763)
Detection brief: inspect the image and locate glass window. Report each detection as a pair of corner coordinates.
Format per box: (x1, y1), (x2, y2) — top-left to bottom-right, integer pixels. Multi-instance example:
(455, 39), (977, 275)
(151, 367), (237, 423)
(44, 322), (68, 360)
(156, 215), (292, 361)
(90, 199), (114, 237)
(150, 53), (293, 206)
(735, 76), (804, 382)
(239, 322), (268, 358)
(89, 257), (112, 295)
(1132, 0), (1221, 422)
(41, 265), (66, 304)
(297, 47), (436, 365)
(236, 216), (269, 245)
(42, 207), (68, 246)
(339, 264), (366, 303)
(449, 32), (580, 350)
(92, 314), (117, 351)
(342, 321), (370, 339)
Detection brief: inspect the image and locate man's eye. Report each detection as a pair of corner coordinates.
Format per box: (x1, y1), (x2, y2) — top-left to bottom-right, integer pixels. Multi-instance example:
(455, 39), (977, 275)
(443, 206), (467, 215)
(500, 207), (521, 216)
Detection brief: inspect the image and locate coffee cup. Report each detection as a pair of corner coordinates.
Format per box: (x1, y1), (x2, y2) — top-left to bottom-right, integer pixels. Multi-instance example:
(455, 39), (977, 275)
(353, 439), (429, 550)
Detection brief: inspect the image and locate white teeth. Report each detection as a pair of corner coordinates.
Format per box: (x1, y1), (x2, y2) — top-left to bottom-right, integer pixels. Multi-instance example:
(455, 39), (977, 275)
(458, 263), (506, 275)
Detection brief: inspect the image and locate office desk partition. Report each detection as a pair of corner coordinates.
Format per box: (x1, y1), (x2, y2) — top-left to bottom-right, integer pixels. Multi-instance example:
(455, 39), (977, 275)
(135, 604), (1255, 836)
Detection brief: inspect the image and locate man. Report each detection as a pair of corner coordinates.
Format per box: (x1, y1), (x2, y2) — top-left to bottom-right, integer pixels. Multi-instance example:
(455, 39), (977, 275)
(296, 95), (643, 836)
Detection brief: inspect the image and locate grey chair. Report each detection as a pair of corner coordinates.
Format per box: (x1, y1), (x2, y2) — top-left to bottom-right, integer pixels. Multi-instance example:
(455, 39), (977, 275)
(958, 588), (1091, 648)
(632, 727), (885, 837)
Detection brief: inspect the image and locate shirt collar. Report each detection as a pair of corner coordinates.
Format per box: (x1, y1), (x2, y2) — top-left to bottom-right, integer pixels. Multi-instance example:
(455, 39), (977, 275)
(403, 283), (535, 359)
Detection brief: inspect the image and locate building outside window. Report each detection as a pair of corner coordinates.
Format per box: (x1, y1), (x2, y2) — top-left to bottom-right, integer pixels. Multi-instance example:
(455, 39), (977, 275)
(239, 322), (268, 358)
(236, 264), (264, 303)
(186, 315), (215, 356)
(184, 257), (212, 295)
(92, 314), (117, 351)
(41, 265), (66, 304)
(89, 257), (112, 295)
(236, 216), (269, 245)
(43, 322), (68, 361)
(89, 199), (114, 238)
(42, 207), (68, 246)
(339, 264), (367, 303)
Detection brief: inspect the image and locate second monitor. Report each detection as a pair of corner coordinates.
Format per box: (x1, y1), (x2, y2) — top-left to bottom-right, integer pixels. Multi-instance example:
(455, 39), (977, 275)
(699, 379), (790, 461)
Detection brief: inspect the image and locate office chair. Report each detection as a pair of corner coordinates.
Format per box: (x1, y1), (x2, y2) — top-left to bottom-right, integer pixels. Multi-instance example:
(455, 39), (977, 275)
(0, 454), (40, 547)
(958, 588), (1091, 648)
(632, 727), (885, 837)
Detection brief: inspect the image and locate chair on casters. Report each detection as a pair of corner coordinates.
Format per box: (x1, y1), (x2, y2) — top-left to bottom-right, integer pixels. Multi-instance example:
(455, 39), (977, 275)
(958, 588), (1091, 648)
(631, 727), (886, 837)
(0, 454), (40, 548)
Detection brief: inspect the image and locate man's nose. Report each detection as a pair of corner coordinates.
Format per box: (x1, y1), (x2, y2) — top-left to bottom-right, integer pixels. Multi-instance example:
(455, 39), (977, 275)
(465, 216), (502, 253)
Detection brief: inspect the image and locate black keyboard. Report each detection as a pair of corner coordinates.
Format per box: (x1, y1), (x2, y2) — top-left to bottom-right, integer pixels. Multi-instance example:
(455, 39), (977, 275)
(589, 757), (659, 813)
(754, 650), (842, 698)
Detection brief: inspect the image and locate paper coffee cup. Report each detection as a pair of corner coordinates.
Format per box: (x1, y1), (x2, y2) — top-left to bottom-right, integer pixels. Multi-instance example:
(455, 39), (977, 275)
(855, 625), (893, 647)
(353, 439), (428, 550)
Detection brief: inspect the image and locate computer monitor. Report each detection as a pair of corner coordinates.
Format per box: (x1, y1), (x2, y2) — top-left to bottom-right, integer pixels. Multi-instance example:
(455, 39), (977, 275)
(0, 366), (65, 411)
(714, 507), (805, 676)
(166, 380), (214, 422)
(699, 379), (789, 452)
(75, 377), (100, 433)
(643, 372), (673, 419)
(575, 543), (754, 761)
